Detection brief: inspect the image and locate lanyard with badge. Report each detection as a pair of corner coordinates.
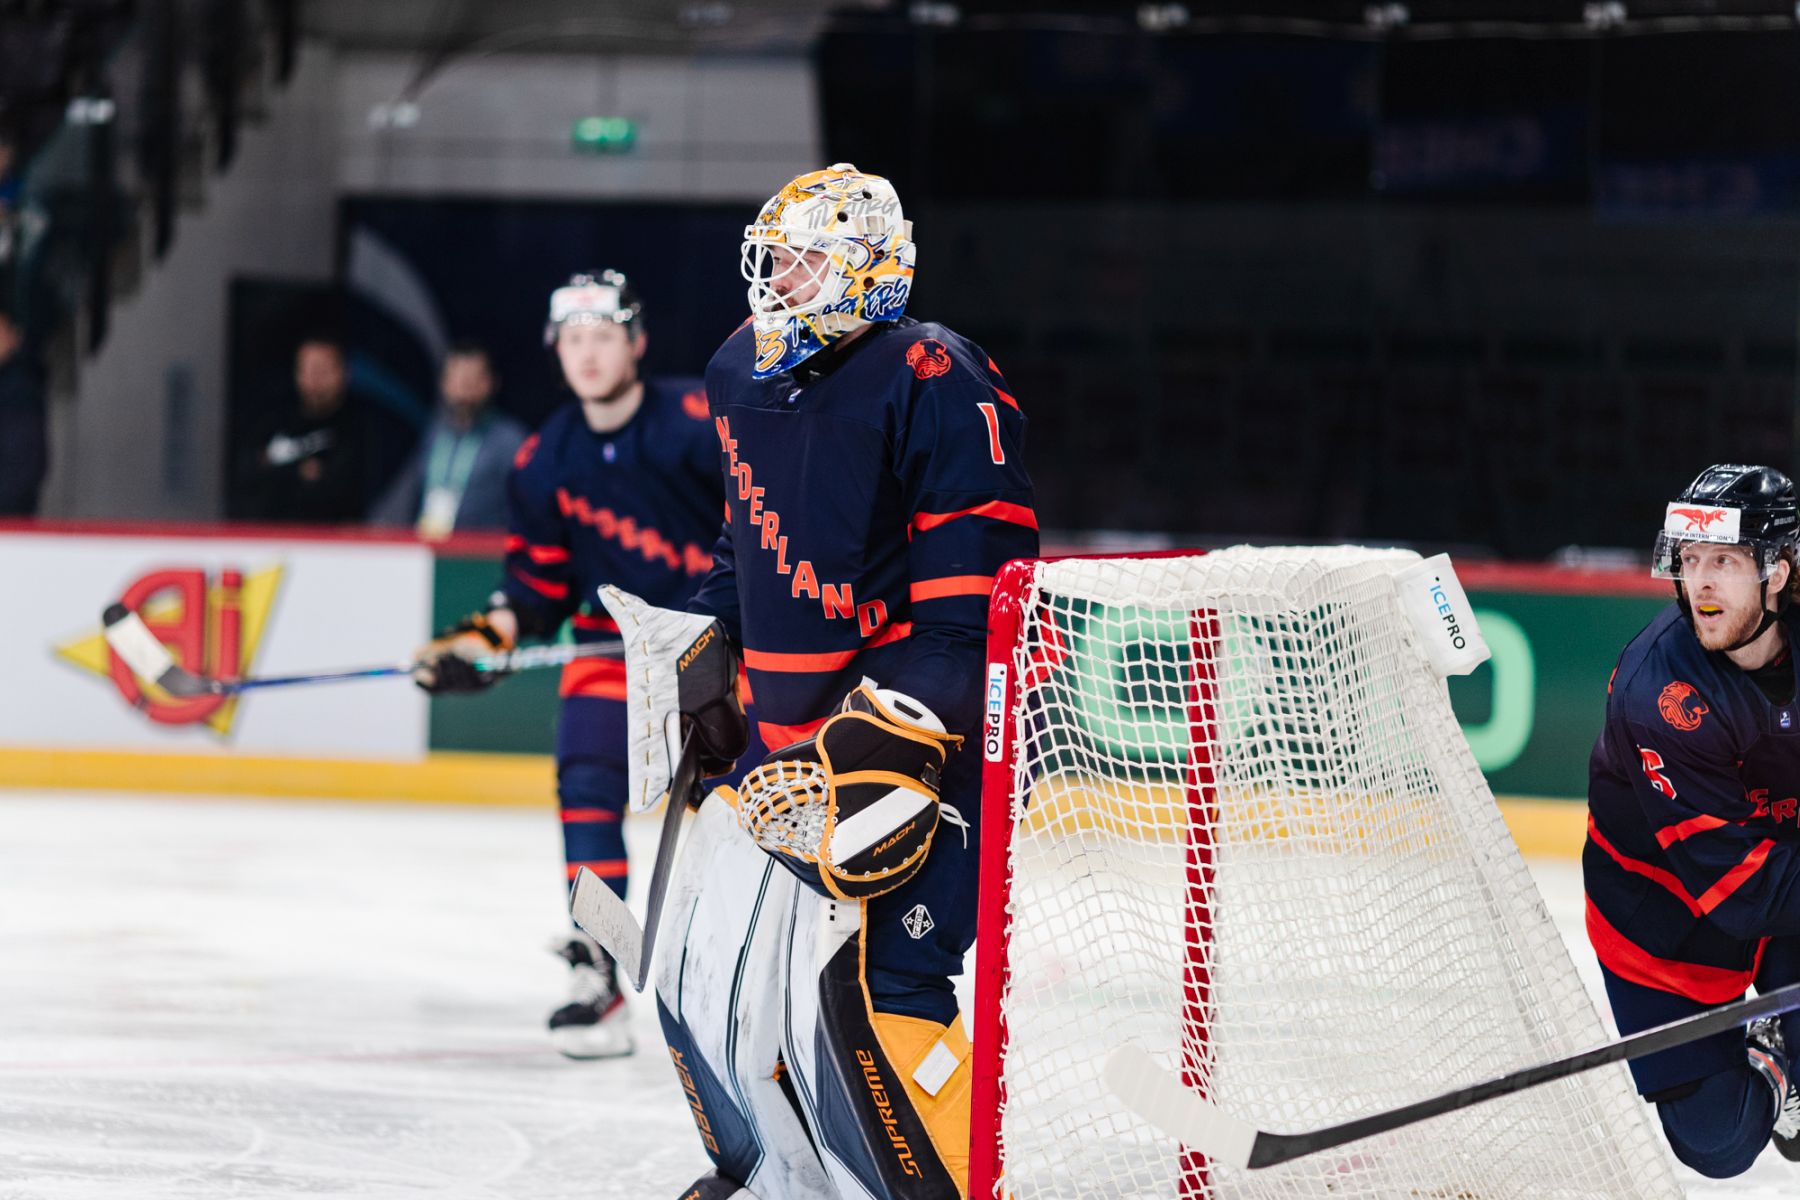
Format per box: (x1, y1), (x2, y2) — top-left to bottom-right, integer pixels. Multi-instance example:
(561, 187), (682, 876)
(417, 423), (485, 539)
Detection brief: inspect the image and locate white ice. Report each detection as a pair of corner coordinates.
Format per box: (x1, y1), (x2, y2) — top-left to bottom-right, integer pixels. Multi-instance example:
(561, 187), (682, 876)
(0, 789), (1793, 1199)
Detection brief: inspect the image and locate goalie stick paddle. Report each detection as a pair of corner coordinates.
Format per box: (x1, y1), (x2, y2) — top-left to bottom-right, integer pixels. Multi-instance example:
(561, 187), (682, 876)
(100, 604), (620, 696)
(1105, 977), (1800, 1170)
(569, 726), (703, 993)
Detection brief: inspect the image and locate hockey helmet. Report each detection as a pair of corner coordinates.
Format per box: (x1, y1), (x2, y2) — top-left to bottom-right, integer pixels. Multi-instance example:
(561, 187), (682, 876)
(544, 269), (642, 346)
(740, 163), (915, 378)
(1652, 463), (1800, 582)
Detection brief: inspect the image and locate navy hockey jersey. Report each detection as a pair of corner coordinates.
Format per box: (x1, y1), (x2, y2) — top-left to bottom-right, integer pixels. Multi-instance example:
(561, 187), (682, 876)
(501, 378), (724, 698)
(689, 317), (1038, 750)
(1586, 604), (1800, 1004)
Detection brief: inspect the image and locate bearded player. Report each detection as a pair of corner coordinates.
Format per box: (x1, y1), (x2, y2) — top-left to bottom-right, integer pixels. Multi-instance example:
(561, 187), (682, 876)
(603, 164), (1036, 1199)
(414, 272), (757, 1059)
(1587, 463), (1800, 1178)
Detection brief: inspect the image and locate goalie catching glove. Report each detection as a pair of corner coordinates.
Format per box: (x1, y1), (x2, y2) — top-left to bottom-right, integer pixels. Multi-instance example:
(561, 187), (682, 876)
(412, 611), (513, 693)
(735, 683), (964, 901)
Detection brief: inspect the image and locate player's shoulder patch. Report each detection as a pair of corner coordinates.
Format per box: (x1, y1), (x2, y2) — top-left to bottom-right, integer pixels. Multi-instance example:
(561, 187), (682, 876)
(681, 388), (710, 421)
(1655, 680), (1710, 732)
(905, 337), (953, 380)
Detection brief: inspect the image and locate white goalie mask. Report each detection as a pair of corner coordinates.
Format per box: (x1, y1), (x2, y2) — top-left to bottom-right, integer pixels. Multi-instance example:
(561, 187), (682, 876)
(740, 163), (915, 378)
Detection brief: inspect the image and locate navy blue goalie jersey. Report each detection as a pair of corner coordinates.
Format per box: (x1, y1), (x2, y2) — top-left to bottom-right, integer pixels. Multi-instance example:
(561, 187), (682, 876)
(1586, 604), (1800, 1005)
(500, 378), (724, 699)
(688, 317), (1039, 750)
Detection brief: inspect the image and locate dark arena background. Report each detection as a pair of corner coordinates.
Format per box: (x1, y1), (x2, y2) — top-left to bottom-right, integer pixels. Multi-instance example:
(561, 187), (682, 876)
(3, 3), (1800, 1197)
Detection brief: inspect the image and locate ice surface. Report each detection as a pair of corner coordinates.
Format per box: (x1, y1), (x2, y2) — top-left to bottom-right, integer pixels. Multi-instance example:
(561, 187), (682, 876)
(0, 790), (1792, 1198)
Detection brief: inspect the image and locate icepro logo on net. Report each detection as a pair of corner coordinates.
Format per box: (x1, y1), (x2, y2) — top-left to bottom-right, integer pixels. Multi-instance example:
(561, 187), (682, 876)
(984, 663), (1007, 761)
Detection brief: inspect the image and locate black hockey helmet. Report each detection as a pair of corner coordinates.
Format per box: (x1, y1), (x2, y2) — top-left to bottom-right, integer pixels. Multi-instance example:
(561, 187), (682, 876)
(1652, 463), (1800, 582)
(543, 269), (642, 346)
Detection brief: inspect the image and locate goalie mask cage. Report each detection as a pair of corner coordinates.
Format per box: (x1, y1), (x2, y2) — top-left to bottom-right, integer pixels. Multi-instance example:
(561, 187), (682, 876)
(968, 547), (1681, 1200)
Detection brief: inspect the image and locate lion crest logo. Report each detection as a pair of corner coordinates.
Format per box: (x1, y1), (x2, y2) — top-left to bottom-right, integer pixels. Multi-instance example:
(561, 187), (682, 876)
(1658, 680), (1709, 732)
(906, 339), (952, 380)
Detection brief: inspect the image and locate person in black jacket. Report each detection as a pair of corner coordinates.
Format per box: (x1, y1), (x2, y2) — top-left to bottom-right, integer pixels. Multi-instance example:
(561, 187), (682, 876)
(0, 308), (46, 516)
(242, 335), (368, 523)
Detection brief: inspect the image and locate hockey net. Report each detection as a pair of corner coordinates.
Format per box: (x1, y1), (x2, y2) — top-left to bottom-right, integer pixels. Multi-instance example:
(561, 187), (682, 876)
(968, 547), (1681, 1200)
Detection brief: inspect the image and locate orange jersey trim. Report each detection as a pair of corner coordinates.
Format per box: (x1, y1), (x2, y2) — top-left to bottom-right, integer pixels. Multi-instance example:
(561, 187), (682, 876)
(741, 621), (913, 673)
(1587, 815), (1704, 916)
(1589, 814), (1774, 918)
(560, 807), (620, 824)
(566, 860), (628, 881)
(910, 575), (993, 603)
(527, 544), (571, 564)
(757, 716), (828, 752)
(1586, 898), (1760, 1004)
(510, 567), (569, 600)
(560, 657), (629, 699)
(1656, 813), (1730, 850)
(910, 500), (1037, 535)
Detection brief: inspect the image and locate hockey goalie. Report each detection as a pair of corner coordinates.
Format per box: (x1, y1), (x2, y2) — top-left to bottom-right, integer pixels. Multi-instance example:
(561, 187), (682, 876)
(602, 163), (1038, 1200)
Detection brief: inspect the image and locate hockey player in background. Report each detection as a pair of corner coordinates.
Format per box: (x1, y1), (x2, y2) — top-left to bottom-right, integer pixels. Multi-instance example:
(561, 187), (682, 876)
(1587, 463), (1800, 1177)
(413, 271), (753, 1059)
(616, 163), (1037, 1199)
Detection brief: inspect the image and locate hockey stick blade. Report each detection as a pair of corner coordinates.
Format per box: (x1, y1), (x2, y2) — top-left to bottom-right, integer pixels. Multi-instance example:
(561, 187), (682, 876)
(569, 865), (642, 988)
(1107, 976), (1800, 1170)
(568, 727), (704, 994)
(101, 604), (220, 697)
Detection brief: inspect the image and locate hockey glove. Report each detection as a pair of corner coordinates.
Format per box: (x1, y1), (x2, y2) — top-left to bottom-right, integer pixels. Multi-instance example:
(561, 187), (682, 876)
(413, 611), (513, 694)
(675, 620), (749, 782)
(735, 683), (964, 901)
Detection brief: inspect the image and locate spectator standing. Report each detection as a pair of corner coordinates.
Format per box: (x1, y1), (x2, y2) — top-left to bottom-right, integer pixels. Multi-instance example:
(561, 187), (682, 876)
(242, 335), (367, 523)
(0, 307), (47, 516)
(370, 341), (527, 537)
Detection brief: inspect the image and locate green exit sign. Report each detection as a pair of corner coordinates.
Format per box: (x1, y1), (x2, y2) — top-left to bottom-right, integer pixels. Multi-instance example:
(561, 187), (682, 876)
(572, 116), (636, 154)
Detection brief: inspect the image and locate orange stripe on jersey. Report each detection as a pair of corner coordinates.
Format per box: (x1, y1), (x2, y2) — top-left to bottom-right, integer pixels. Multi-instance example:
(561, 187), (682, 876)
(911, 500), (1037, 535)
(571, 611), (619, 633)
(758, 716), (828, 751)
(1587, 815), (1703, 916)
(561, 808), (620, 824)
(528, 544), (571, 564)
(505, 534), (526, 552)
(991, 387), (1019, 411)
(911, 575), (994, 602)
(567, 860), (628, 881)
(1697, 839), (1777, 914)
(741, 622), (913, 673)
(560, 657), (629, 699)
(510, 567), (569, 600)
(1656, 813), (1730, 849)
(1586, 899), (1759, 1004)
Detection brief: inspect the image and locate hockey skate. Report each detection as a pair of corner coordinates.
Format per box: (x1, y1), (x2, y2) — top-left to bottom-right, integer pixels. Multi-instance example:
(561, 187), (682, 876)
(1746, 1016), (1800, 1160)
(548, 930), (633, 1060)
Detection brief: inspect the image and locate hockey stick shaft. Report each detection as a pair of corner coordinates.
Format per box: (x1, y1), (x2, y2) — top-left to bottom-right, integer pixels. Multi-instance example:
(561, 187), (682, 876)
(101, 604), (619, 696)
(569, 727), (704, 993)
(1108, 977), (1800, 1170)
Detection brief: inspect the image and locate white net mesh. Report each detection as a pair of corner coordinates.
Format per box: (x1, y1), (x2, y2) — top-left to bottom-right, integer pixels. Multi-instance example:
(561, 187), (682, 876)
(988, 547), (1681, 1200)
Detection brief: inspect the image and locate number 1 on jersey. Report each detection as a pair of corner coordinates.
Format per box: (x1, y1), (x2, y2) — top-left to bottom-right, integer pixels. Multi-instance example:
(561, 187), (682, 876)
(977, 401), (1005, 465)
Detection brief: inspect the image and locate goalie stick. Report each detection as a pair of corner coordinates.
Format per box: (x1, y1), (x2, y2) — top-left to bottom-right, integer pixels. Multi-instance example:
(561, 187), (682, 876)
(1104, 976), (1800, 1170)
(100, 603), (621, 696)
(569, 725), (704, 992)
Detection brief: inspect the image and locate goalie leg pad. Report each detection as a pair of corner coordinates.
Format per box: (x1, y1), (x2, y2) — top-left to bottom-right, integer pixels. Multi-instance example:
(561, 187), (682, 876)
(655, 794), (836, 1200)
(779, 892), (971, 1200)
